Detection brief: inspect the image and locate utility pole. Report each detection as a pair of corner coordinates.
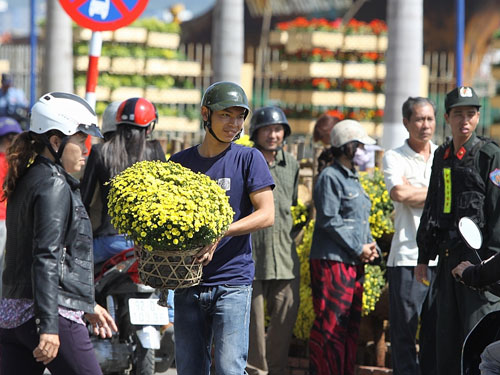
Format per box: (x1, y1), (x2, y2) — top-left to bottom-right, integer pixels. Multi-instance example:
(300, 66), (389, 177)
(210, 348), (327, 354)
(211, 0), (244, 84)
(43, 0), (73, 93)
(381, 0), (423, 150)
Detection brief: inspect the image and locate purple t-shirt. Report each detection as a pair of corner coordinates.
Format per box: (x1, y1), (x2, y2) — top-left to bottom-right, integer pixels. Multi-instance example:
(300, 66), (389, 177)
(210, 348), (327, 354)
(169, 143), (274, 285)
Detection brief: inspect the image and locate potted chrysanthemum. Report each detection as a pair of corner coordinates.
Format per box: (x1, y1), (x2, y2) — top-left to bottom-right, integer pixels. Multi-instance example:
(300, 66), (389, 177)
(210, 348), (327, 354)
(107, 160), (234, 295)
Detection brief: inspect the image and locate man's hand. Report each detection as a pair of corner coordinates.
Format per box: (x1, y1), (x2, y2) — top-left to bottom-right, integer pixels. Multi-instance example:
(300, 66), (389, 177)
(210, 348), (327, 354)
(451, 261), (474, 281)
(33, 333), (59, 365)
(195, 239), (221, 266)
(85, 303), (118, 338)
(415, 264), (430, 285)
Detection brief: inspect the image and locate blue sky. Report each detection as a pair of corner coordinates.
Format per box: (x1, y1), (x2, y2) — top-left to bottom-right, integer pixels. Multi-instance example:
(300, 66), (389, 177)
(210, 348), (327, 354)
(1, 0), (215, 36)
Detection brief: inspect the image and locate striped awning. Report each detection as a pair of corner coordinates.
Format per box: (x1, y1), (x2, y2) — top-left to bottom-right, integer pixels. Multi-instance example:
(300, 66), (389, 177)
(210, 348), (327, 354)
(245, 0), (353, 17)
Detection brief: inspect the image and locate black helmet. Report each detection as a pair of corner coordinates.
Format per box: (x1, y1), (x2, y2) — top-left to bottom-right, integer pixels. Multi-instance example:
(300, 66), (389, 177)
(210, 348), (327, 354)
(249, 106), (291, 141)
(201, 81), (250, 118)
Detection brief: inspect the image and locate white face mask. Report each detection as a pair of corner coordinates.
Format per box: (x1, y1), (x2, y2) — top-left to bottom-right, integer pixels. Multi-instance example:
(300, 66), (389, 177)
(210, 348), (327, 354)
(353, 146), (370, 167)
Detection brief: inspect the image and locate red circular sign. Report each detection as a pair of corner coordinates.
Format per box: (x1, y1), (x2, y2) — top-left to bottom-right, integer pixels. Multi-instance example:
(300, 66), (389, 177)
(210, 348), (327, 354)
(59, 0), (149, 31)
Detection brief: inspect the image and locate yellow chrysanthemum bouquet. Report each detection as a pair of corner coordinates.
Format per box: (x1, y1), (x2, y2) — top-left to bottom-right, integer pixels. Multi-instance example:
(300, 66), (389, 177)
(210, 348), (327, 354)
(107, 160), (234, 292)
(359, 168), (394, 316)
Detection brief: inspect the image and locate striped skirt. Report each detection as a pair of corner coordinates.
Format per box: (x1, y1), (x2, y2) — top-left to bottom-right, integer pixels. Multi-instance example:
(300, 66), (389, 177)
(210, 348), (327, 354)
(309, 259), (364, 375)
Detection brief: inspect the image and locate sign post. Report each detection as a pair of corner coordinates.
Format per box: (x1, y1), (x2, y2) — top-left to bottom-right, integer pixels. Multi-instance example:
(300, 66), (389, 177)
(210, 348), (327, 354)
(58, 0), (149, 108)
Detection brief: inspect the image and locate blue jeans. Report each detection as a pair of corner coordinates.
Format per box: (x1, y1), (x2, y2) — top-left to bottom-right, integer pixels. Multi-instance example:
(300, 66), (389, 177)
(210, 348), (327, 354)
(174, 284), (252, 375)
(93, 234), (134, 263)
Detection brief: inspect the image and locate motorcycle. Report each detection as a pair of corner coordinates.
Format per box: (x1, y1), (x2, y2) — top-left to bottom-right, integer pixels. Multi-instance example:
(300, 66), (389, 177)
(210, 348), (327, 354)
(457, 217), (500, 375)
(92, 248), (173, 375)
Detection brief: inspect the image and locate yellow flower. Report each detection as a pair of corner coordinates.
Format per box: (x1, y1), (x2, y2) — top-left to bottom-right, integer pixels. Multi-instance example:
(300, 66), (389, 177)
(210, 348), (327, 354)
(234, 134), (254, 148)
(107, 160), (234, 252)
(293, 220), (315, 341)
(359, 168), (395, 239)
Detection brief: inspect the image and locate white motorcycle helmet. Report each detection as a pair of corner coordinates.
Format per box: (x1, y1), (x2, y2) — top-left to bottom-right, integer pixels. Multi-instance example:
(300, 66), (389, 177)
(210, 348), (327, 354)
(30, 92), (102, 164)
(101, 100), (122, 137)
(30, 92), (102, 138)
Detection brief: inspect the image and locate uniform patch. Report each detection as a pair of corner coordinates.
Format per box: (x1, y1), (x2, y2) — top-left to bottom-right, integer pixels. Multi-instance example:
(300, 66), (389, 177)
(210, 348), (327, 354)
(489, 169), (500, 187)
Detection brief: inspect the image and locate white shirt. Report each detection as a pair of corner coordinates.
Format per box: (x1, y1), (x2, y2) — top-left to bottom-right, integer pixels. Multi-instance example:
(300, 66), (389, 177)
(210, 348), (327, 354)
(383, 140), (438, 267)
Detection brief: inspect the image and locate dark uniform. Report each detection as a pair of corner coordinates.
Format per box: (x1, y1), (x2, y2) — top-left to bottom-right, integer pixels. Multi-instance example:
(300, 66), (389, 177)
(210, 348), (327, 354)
(417, 87), (500, 375)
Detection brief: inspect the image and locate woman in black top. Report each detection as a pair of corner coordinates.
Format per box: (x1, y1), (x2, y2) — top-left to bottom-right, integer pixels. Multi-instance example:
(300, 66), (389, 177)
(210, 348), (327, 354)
(80, 97), (166, 263)
(0, 92), (117, 375)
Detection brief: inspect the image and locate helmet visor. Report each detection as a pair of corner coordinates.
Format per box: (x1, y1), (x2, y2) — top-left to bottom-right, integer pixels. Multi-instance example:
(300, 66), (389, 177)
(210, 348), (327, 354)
(77, 123), (103, 138)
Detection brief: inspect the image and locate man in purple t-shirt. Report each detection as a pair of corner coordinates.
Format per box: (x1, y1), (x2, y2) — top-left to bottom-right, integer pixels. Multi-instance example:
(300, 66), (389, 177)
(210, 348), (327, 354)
(169, 81), (275, 375)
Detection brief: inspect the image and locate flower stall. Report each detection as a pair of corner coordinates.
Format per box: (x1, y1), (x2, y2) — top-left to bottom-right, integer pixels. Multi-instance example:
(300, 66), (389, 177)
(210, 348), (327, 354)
(73, 18), (202, 133)
(267, 17), (388, 139)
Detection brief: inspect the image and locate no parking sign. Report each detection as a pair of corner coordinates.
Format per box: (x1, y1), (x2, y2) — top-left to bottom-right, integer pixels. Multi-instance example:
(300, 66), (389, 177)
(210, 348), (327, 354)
(59, 0), (149, 31)
(58, 0), (148, 149)
(58, 0), (148, 110)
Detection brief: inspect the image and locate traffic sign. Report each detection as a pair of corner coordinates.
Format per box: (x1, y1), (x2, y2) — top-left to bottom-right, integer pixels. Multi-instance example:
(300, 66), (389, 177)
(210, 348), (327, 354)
(59, 0), (148, 31)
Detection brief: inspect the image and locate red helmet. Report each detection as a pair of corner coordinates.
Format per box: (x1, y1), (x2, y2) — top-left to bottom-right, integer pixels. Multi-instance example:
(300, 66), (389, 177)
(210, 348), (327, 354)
(116, 97), (158, 128)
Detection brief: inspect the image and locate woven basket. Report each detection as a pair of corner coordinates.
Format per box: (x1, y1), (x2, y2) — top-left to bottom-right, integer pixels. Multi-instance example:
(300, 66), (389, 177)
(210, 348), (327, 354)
(137, 246), (203, 289)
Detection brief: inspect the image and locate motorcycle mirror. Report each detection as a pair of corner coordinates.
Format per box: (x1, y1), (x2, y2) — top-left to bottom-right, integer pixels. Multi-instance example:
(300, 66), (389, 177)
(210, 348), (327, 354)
(458, 217), (482, 251)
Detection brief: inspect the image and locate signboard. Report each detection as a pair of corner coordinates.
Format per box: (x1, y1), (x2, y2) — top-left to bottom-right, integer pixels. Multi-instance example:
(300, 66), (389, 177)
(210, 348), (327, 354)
(59, 0), (148, 31)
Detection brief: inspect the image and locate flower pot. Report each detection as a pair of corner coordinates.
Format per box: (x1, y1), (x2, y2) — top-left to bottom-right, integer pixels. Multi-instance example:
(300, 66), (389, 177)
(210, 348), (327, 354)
(74, 28), (113, 42)
(74, 56), (111, 72)
(343, 34), (378, 51)
(110, 87), (145, 102)
(76, 85), (110, 101)
(113, 27), (148, 43)
(144, 88), (201, 104)
(285, 31), (344, 53)
(146, 32), (180, 49)
(269, 30), (288, 45)
(110, 57), (145, 74)
(155, 116), (200, 132)
(144, 59), (201, 76)
(344, 92), (378, 108)
(302, 90), (344, 106)
(137, 246), (203, 290)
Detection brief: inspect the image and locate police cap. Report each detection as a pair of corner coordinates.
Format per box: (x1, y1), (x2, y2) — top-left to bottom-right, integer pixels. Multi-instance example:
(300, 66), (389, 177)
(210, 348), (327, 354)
(445, 86), (481, 112)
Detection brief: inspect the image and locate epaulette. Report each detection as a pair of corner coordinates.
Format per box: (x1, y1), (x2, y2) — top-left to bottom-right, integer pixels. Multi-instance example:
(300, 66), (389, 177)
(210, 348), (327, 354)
(478, 137), (500, 158)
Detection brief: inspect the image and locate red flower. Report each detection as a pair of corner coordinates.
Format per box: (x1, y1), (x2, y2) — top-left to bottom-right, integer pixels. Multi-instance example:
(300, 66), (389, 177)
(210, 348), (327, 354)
(326, 109), (345, 120)
(347, 111), (358, 120)
(369, 19), (388, 35)
(312, 78), (331, 91)
(352, 80), (363, 90)
(362, 81), (374, 92)
(329, 18), (343, 30)
(276, 22), (290, 31)
(292, 17), (310, 29)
